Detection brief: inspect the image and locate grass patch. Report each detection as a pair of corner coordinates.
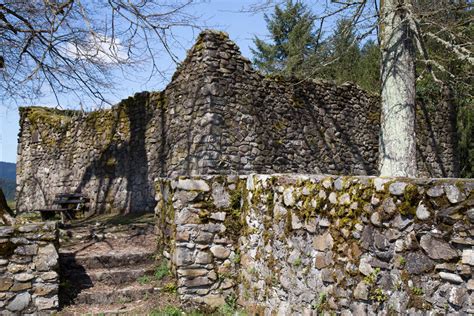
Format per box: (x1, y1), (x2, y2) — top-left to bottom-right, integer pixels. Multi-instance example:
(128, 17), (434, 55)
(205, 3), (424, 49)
(137, 275), (152, 285)
(150, 306), (184, 316)
(15, 211), (43, 224)
(162, 282), (177, 294)
(218, 293), (246, 316)
(155, 261), (170, 280)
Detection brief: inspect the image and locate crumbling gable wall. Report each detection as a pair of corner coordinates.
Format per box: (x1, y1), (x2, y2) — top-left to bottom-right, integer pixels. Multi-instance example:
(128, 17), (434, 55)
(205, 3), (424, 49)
(16, 30), (458, 214)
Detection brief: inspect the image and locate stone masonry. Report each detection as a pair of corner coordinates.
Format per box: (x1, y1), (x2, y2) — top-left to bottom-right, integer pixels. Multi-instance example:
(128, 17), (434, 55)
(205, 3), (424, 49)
(0, 222), (59, 314)
(17, 30), (458, 214)
(157, 175), (473, 314)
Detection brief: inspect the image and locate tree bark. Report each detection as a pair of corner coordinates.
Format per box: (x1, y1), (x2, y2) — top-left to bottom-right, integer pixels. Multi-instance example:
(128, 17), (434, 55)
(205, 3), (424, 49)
(379, 0), (417, 177)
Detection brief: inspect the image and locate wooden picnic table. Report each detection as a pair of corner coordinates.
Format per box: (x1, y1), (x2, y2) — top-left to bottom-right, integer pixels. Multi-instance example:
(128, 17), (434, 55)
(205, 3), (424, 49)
(34, 193), (90, 223)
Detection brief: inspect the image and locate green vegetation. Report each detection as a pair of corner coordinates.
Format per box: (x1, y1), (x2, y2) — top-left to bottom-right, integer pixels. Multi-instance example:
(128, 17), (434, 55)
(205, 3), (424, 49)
(155, 261), (171, 280)
(148, 295), (246, 316)
(293, 257), (302, 267)
(137, 260), (170, 286)
(312, 292), (328, 313)
(364, 268), (381, 285)
(251, 0), (318, 77)
(398, 256), (406, 267)
(412, 287), (424, 296)
(137, 275), (152, 285)
(217, 293), (242, 316)
(150, 306), (183, 316)
(370, 288), (388, 303)
(162, 282), (177, 294)
(232, 252), (241, 264)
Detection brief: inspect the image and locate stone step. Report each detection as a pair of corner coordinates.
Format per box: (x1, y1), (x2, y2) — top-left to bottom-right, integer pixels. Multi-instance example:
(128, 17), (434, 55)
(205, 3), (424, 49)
(60, 303), (148, 315)
(63, 264), (156, 286)
(59, 250), (156, 270)
(73, 284), (157, 305)
(59, 225), (156, 245)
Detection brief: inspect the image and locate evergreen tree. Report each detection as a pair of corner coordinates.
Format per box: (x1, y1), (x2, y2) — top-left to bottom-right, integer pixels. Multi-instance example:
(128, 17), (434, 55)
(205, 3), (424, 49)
(251, 0), (318, 77)
(321, 19), (361, 85)
(357, 40), (380, 94)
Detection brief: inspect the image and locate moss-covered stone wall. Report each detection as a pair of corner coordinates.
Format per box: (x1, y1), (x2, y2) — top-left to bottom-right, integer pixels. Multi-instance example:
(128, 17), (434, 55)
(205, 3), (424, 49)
(157, 174), (473, 314)
(17, 92), (163, 213)
(0, 222), (59, 313)
(17, 30), (458, 214)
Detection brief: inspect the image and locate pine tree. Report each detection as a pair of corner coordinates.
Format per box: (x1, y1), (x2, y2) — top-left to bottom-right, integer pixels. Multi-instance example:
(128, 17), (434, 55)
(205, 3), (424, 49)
(251, 0), (318, 77)
(321, 19), (361, 84)
(357, 40), (380, 93)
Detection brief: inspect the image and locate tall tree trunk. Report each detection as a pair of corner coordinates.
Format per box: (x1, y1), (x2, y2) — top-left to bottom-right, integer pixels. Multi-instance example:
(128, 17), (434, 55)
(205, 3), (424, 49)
(379, 0), (417, 177)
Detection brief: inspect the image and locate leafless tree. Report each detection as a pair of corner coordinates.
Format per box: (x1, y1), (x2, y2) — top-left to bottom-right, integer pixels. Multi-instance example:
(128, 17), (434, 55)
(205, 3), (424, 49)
(0, 0), (202, 108)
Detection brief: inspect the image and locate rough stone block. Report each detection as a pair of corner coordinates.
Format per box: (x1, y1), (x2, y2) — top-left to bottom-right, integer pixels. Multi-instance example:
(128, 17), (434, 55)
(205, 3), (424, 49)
(6, 292), (31, 312)
(34, 244), (58, 272)
(0, 277), (13, 291)
(210, 245), (230, 259)
(420, 235), (458, 260)
(177, 179), (210, 192)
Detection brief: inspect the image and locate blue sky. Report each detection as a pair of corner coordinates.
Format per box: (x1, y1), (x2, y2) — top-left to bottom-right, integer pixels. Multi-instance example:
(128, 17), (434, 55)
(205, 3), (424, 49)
(0, 0), (269, 163)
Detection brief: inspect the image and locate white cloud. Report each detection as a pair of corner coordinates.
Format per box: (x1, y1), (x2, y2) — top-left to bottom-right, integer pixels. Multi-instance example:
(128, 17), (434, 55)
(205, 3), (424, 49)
(64, 33), (128, 65)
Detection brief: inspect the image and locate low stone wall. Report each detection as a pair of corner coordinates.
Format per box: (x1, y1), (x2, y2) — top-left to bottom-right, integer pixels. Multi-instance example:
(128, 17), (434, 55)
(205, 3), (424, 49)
(155, 177), (243, 307)
(156, 174), (473, 314)
(0, 222), (59, 314)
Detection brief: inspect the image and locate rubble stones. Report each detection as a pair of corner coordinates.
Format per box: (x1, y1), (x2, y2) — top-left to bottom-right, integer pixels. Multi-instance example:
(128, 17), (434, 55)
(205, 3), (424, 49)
(35, 296), (58, 311)
(0, 277), (13, 291)
(6, 292), (31, 311)
(439, 272), (463, 284)
(210, 245), (230, 259)
(444, 185), (465, 203)
(0, 223), (58, 313)
(405, 252), (434, 275)
(420, 235), (459, 260)
(416, 203), (430, 220)
(427, 186), (444, 197)
(461, 249), (474, 266)
(354, 282), (369, 300)
(358, 256), (373, 276)
(14, 273), (34, 282)
(283, 188), (295, 207)
(448, 287), (467, 307)
(382, 198), (397, 214)
(389, 182), (407, 195)
(177, 179), (210, 192)
(34, 244), (58, 271)
(313, 232), (334, 251)
(370, 212), (382, 226)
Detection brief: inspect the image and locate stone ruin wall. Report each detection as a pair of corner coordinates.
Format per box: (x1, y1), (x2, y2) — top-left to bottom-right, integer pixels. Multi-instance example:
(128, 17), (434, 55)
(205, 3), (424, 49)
(17, 30), (458, 214)
(0, 222), (59, 313)
(156, 174), (473, 315)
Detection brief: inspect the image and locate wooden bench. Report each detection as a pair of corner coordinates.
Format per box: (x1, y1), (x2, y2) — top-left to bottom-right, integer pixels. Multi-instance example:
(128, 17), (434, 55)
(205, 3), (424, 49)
(35, 193), (90, 223)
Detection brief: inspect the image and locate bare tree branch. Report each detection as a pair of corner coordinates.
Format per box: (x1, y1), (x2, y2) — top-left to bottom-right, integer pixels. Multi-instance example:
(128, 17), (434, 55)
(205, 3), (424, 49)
(0, 0), (202, 108)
